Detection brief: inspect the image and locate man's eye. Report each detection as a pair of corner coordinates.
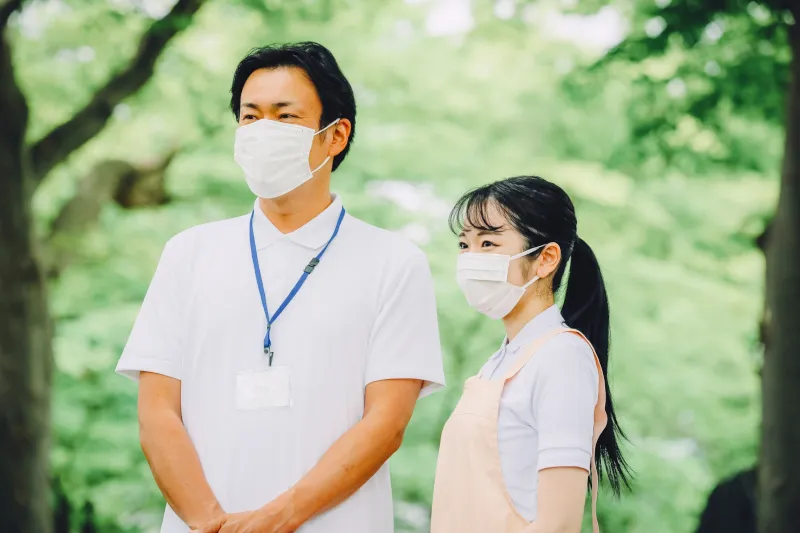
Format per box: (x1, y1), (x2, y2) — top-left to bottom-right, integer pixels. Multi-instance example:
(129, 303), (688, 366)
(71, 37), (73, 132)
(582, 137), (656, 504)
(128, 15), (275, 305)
(279, 113), (298, 120)
(242, 114), (257, 121)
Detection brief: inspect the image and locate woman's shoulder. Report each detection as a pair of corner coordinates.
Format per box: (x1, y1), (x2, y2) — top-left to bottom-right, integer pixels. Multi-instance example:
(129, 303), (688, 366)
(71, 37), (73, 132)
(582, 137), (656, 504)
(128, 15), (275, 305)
(524, 331), (599, 382)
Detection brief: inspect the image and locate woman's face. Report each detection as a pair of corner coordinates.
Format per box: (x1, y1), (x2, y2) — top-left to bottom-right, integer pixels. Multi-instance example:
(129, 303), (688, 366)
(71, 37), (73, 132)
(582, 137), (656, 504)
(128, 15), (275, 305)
(457, 203), (534, 288)
(457, 202), (562, 289)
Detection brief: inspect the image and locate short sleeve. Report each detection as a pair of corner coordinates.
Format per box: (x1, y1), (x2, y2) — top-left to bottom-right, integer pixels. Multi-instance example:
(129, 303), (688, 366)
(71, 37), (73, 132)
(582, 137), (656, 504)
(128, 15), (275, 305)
(115, 236), (189, 382)
(365, 250), (445, 398)
(533, 334), (599, 471)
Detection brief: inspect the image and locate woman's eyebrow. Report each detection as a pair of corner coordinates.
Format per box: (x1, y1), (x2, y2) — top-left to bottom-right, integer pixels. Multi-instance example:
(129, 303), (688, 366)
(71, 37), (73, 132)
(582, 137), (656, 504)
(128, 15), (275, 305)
(459, 228), (505, 237)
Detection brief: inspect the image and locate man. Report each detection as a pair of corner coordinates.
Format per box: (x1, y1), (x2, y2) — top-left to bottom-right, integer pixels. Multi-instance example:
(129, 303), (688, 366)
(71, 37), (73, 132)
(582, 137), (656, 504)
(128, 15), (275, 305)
(116, 42), (445, 533)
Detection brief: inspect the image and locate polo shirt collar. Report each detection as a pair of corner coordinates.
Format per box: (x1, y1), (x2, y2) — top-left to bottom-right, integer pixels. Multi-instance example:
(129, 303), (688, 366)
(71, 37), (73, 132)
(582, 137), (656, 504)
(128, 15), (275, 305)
(502, 304), (566, 353)
(252, 194), (343, 250)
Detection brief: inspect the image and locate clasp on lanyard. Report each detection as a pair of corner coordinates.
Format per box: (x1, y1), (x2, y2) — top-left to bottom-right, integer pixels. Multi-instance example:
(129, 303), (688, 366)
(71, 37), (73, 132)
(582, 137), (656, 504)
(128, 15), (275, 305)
(303, 257), (320, 274)
(264, 323), (274, 366)
(265, 345), (274, 366)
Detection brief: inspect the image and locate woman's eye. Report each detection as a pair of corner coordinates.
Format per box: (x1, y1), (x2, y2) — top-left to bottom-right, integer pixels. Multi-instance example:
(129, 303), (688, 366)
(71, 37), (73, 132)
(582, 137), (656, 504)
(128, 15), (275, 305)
(242, 114), (257, 121)
(458, 242), (468, 249)
(481, 241), (496, 248)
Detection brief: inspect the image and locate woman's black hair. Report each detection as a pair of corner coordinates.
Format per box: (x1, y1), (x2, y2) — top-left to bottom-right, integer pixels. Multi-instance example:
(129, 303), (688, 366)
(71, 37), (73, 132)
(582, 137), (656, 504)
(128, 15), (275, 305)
(449, 175), (631, 494)
(230, 42), (356, 171)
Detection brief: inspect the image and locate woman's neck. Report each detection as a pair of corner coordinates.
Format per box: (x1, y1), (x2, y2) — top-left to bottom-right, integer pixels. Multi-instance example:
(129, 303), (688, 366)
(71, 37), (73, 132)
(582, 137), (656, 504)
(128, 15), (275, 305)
(502, 294), (555, 342)
(257, 179), (332, 234)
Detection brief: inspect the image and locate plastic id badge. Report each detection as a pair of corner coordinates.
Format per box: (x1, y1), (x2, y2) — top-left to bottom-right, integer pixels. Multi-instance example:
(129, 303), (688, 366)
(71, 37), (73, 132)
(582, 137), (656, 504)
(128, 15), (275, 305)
(236, 366), (292, 410)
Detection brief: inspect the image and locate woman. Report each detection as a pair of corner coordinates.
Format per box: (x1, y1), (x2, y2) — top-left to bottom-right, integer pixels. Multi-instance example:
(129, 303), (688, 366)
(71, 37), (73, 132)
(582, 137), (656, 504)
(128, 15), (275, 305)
(431, 176), (629, 533)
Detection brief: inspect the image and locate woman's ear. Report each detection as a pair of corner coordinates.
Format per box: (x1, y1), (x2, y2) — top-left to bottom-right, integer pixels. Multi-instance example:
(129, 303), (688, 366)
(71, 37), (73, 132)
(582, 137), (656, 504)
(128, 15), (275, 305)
(536, 243), (562, 279)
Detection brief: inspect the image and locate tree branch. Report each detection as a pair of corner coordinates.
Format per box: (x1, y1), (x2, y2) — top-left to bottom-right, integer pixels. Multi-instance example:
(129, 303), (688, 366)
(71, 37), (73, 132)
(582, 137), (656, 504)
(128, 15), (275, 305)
(29, 0), (205, 185)
(44, 148), (178, 278)
(0, 0), (23, 33)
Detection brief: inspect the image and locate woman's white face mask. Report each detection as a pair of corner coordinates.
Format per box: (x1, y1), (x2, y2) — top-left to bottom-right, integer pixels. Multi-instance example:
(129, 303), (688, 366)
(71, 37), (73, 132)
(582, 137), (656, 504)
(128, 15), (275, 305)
(456, 244), (544, 319)
(234, 118), (339, 199)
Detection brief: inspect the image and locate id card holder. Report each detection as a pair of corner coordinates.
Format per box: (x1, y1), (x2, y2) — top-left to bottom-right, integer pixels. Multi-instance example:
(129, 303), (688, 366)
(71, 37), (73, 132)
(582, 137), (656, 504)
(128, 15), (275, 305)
(236, 366), (292, 410)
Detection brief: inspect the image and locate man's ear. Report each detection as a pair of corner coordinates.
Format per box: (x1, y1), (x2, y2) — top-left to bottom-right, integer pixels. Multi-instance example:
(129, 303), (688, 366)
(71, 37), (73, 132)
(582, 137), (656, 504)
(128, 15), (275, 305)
(326, 119), (352, 158)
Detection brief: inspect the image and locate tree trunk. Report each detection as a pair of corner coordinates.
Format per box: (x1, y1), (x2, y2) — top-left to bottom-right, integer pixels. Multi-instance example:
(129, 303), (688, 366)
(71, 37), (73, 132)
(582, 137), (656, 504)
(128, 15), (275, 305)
(0, 30), (54, 533)
(758, 15), (800, 533)
(0, 1), (204, 530)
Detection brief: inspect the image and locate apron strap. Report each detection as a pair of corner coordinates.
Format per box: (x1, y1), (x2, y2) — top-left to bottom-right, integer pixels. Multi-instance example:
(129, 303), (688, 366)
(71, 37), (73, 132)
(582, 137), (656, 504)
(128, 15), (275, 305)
(590, 414), (607, 533)
(503, 327), (609, 533)
(565, 329), (608, 533)
(500, 328), (572, 381)
(590, 448), (601, 533)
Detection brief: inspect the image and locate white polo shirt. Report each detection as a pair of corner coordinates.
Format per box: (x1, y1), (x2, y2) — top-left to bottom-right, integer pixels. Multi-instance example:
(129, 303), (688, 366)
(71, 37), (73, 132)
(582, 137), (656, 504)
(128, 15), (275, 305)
(479, 305), (598, 521)
(116, 195), (445, 533)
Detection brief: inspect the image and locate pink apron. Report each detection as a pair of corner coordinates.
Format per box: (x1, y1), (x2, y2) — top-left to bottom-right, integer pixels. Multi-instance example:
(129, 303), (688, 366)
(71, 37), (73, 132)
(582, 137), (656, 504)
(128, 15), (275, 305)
(431, 328), (607, 533)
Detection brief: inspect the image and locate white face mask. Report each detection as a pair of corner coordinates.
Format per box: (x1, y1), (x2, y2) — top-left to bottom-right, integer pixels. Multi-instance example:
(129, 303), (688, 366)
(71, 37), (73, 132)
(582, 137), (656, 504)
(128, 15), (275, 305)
(456, 244), (545, 320)
(234, 118), (340, 199)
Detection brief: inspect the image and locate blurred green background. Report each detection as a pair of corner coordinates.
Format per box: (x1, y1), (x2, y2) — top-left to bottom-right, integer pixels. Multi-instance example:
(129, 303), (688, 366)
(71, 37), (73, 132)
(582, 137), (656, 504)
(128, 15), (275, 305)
(7, 0), (786, 531)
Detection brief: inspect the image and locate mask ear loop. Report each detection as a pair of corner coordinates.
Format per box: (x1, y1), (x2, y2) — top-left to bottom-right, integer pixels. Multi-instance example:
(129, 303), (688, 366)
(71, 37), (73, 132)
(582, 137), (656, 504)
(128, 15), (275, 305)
(315, 118), (341, 136)
(310, 118), (341, 174)
(510, 242), (546, 261)
(511, 243), (547, 289)
(311, 157), (331, 174)
(521, 275), (540, 290)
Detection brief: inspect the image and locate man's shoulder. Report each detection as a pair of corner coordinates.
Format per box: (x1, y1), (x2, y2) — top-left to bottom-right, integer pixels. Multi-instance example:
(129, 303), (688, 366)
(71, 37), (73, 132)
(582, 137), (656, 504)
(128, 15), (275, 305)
(342, 214), (428, 264)
(165, 213), (249, 256)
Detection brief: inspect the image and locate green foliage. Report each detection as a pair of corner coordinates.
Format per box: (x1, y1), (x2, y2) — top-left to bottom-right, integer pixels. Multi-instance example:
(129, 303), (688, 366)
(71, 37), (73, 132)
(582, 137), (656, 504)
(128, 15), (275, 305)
(566, 0), (792, 175)
(8, 0), (783, 531)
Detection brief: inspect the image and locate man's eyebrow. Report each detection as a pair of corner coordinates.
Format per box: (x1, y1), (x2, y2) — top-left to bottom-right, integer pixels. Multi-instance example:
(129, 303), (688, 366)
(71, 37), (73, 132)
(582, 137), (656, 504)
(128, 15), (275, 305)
(241, 101), (302, 114)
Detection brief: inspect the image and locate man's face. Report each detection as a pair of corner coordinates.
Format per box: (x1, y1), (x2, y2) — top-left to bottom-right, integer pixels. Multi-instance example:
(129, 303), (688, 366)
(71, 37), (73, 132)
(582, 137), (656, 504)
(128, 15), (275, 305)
(237, 66), (339, 172)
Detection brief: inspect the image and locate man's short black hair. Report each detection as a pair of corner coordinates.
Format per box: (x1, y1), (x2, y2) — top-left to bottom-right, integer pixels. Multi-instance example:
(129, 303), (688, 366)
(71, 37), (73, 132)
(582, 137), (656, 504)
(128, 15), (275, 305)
(230, 42), (356, 171)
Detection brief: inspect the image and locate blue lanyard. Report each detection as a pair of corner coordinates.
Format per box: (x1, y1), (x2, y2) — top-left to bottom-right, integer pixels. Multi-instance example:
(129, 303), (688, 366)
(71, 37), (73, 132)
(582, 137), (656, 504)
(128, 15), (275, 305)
(249, 207), (346, 365)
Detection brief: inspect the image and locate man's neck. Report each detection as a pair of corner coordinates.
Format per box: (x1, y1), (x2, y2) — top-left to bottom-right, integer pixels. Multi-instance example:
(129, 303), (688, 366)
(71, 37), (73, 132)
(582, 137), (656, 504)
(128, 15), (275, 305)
(258, 187), (333, 234)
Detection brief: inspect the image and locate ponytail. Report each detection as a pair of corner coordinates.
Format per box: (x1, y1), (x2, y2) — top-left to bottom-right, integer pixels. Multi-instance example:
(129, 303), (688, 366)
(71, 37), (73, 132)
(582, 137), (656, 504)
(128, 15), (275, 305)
(562, 237), (631, 494)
